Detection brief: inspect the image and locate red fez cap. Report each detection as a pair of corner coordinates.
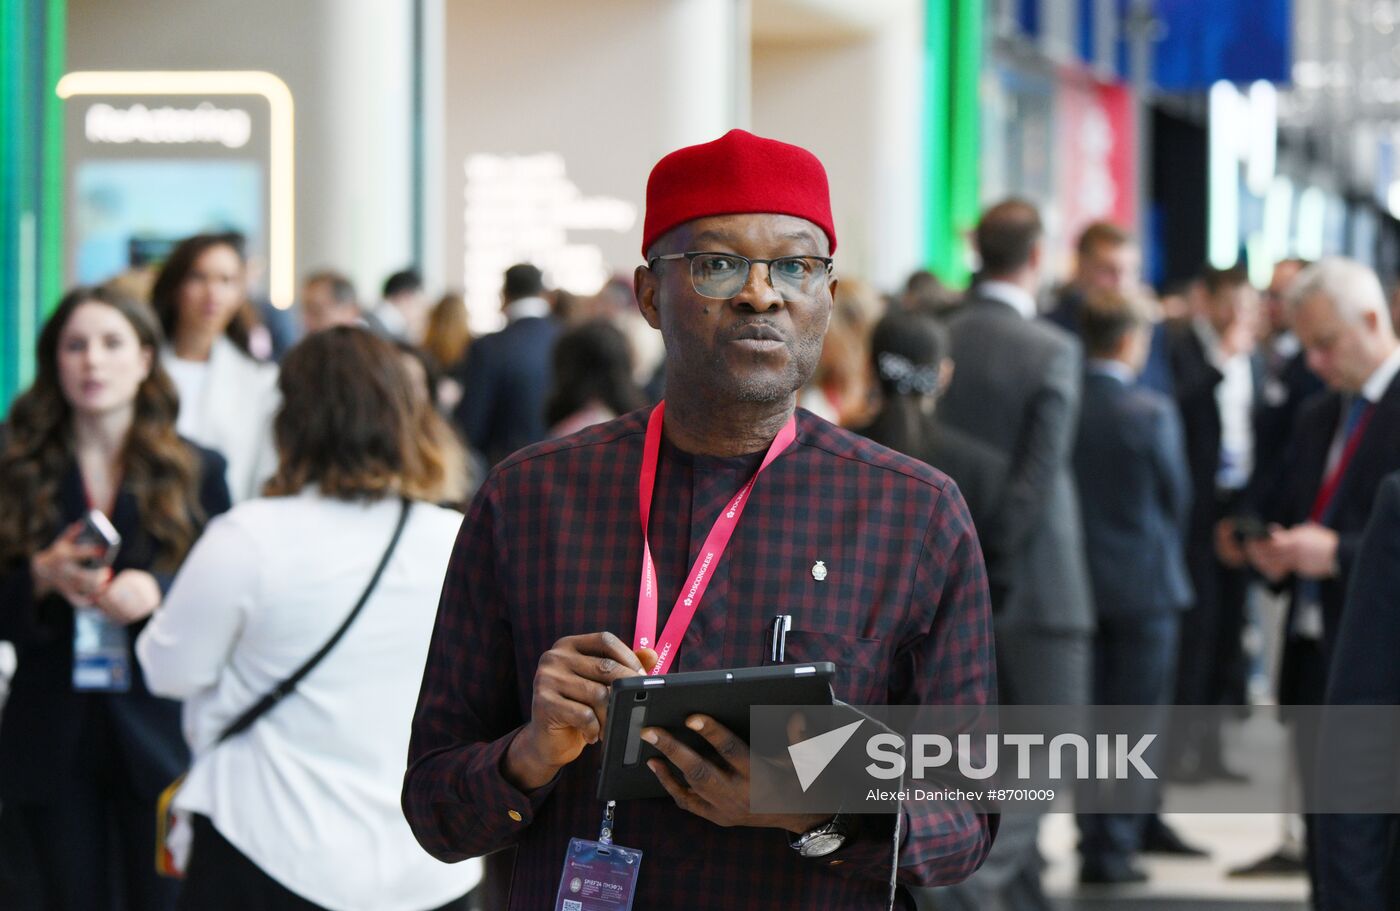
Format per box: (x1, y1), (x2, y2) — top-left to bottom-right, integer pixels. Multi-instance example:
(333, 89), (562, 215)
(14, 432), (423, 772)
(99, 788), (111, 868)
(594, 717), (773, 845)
(642, 129), (836, 256)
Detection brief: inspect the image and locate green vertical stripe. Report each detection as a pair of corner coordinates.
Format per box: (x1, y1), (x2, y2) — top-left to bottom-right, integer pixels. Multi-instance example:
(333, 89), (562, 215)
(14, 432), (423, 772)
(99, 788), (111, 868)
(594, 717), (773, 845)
(924, 0), (982, 288)
(0, 0), (63, 411)
(41, 0), (64, 323)
(1, 0), (14, 407)
(1, 0), (23, 409)
(945, 0), (982, 288)
(13, 0), (36, 396)
(924, 0), (950, 276)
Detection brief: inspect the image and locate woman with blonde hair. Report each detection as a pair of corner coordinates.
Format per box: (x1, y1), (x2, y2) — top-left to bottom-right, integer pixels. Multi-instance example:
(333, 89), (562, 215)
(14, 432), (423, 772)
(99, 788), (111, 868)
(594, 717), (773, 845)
(137, 327), (479, 911)
(422, 292), (471, 412)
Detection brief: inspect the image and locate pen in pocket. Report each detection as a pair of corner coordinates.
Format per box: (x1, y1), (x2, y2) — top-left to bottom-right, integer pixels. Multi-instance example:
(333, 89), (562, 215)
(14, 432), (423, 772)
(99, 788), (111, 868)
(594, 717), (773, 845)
(770, 614), (792, 664)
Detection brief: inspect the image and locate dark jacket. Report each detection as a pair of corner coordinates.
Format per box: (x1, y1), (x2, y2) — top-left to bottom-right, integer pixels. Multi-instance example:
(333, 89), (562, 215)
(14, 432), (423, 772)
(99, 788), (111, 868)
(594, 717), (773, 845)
(1316, 472), (1400, 911)
(1165, 322), (1264, 542)
(0, 443), (230, 802)
(1267, 374), (1400, 703)
(1074, 368), (1193, 616)
(1048, 286), (1175, 397)
(453, 315), (562, 465)
(1252, 345), (1324, 517)
(938, 291), (1093, 633)
(854, 412), (1011, 598)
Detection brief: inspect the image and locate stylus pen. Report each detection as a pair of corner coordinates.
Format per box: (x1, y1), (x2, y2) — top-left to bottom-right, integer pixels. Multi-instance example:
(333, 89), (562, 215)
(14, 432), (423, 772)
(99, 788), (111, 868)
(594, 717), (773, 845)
(771, 614), (792, 663)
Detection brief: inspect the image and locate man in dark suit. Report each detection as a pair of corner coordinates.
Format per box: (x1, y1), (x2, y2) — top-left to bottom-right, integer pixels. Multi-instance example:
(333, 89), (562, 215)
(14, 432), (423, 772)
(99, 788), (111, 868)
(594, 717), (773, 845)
(1047, 221), (1173, 396)
(1165, 265), (1262, 782)
(453, 263), (563, 465)
(932, 199), (1091, 911)
(1241, 257), (1400, 900)
(1315, 471), (1400, 910)
(1072, 290), (1193, 885)
(1226, 258), (1322, 880)
(1254, 258), (1324, 509)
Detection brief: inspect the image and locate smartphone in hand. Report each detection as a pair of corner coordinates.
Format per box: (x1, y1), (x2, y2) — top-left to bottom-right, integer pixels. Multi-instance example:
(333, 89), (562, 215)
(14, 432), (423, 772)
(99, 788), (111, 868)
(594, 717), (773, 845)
(1232, 515), (1271, 543)
(74, 509), (121, 569)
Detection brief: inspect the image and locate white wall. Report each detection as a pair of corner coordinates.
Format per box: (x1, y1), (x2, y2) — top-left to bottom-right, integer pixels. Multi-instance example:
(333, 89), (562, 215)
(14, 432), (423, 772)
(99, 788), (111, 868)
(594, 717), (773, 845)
(442, 0), (742, 330)
(67, 0), (415, 306)
(750, 0), (925, 290)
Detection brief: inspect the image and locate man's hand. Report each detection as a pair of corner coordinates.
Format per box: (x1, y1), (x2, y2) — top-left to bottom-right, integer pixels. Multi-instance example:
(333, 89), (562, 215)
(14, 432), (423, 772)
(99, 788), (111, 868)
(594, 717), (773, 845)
(642, 714), (829, 836)
(504, 632), (656, 791)
(1215, 518), (1247, 568)
(1272, 523), (1340, 579)
(93, 569), (162, 625)
(1244, 525), (1292, 583)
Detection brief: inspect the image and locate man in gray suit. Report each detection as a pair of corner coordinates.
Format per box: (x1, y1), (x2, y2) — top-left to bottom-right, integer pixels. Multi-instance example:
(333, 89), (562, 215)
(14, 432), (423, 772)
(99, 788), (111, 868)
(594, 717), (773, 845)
(925, 199), (1092, 911)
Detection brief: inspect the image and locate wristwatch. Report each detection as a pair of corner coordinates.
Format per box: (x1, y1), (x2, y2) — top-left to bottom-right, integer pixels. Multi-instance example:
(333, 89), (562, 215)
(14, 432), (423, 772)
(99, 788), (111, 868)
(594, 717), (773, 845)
(791, 814), (850, 858)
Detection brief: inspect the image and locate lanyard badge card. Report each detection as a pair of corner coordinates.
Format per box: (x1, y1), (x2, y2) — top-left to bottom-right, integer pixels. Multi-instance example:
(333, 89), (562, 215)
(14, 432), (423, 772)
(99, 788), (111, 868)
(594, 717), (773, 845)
(553, 803), (643, 911)
(555, 403), (795, 910)
(71, 509), (130, 693)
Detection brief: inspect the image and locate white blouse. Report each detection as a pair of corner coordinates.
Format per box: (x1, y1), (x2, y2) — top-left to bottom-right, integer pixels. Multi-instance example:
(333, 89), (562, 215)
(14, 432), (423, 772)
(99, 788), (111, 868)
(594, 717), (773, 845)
(136, 490), (481, 911)
(161, 336), (280, 502)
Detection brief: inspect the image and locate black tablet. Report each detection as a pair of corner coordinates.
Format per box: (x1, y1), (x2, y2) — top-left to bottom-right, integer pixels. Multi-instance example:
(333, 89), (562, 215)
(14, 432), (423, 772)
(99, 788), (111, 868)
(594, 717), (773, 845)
(595, 662), (836, 801)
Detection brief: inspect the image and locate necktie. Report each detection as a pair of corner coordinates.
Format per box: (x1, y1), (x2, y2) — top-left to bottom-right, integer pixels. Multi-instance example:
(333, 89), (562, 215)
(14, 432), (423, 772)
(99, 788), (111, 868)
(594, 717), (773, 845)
(1295, 396), (1376, 639)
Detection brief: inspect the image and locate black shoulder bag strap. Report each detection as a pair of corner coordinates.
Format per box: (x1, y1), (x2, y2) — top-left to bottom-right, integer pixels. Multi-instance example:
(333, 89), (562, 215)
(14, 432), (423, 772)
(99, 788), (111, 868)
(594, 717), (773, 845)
(214, 496), (412, 745)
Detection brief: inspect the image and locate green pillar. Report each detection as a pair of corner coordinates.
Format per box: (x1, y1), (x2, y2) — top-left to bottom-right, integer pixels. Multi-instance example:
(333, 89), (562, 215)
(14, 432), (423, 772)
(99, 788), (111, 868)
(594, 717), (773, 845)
(924, 0), (981, 288)
(0, 0), (64, 413)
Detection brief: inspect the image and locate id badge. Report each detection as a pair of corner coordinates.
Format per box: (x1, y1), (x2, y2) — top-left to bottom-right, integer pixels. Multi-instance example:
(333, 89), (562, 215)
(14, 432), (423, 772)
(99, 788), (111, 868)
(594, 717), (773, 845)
(554, 837), (643, 911)
(72, 607), (132, 693)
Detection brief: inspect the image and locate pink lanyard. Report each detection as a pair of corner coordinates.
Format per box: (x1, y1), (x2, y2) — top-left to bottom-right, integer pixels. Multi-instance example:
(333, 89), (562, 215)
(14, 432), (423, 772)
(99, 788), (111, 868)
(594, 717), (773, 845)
(634, 401), (796, 676)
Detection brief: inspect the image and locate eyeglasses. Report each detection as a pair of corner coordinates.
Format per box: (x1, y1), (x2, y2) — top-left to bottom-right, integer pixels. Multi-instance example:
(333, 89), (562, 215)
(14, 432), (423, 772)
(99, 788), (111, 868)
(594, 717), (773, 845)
(647, 251), (834, 301)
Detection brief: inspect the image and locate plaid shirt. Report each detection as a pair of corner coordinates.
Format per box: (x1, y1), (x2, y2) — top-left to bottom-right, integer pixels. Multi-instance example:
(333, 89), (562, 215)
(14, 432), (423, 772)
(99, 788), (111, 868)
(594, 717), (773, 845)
(404, 408), (996, 909)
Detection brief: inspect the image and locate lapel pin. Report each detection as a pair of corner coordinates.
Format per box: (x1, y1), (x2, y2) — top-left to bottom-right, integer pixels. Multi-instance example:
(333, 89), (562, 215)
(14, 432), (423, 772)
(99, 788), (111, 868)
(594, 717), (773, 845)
(811, 560), (827, 582)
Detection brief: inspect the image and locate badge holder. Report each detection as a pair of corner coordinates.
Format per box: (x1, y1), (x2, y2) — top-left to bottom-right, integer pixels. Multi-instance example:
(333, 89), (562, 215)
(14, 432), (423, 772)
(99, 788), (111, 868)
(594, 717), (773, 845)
(72, 606), (132, 693)
(554, 801), (643, 911)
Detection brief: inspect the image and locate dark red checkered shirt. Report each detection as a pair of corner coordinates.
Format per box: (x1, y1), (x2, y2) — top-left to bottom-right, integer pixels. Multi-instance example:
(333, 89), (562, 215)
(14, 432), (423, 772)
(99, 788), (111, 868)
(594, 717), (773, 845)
(403, 408), (996, 909)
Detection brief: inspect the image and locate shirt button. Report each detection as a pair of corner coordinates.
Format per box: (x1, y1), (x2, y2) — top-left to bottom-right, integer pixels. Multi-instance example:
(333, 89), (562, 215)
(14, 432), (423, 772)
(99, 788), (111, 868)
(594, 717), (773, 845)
(508, 810), (523, 822)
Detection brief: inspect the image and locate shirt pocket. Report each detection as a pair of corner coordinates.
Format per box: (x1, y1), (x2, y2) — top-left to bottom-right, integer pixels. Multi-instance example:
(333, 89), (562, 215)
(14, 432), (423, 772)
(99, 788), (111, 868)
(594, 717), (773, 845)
(763, 629), (887, 705)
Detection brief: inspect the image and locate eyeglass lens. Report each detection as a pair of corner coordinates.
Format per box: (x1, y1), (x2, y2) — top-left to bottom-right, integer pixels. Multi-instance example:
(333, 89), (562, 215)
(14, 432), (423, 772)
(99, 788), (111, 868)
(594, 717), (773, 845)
(689, 254), (827, 301)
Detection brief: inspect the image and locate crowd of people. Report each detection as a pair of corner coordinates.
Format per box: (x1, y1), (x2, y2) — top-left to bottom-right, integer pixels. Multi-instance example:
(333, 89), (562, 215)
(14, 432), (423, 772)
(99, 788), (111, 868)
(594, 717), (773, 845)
(1, 127), (1398, 911)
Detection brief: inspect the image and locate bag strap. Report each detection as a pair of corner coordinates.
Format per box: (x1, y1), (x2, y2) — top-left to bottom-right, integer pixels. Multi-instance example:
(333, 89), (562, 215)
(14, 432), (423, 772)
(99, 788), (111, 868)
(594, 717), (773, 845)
(215, 497), (412, 745)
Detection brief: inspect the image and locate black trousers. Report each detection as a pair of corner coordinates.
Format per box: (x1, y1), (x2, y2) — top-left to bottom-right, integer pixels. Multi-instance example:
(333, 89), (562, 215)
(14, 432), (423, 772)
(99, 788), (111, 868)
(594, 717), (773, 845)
(179, 816), (469, 911)
(1170, 539), (1249, 770)
(0, 702), (179, 911)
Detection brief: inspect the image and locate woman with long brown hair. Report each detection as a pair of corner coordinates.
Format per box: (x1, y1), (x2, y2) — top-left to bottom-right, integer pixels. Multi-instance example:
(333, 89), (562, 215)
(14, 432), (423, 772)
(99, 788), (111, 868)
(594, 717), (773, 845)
(151, 233), (279, 502)
(137, 327), (479, 911)
(0, 286), (231, 911)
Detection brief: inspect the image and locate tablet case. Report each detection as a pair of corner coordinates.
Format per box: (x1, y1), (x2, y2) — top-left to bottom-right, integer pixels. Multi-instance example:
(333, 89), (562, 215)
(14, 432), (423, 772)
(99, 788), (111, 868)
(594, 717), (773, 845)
(595, 662), (836, 801)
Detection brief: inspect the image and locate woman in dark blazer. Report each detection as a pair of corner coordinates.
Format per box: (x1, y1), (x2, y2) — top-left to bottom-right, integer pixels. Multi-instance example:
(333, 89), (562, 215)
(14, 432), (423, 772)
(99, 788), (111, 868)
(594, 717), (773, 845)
(0, 286), (231, 911)
(853, 309), (1010, 593)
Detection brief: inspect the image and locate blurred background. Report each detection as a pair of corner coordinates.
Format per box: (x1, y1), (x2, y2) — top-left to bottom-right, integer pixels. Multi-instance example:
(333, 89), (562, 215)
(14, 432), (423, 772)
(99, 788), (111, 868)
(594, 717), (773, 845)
(4, 2), (1400, 909)
(11, 0), (1398, 391)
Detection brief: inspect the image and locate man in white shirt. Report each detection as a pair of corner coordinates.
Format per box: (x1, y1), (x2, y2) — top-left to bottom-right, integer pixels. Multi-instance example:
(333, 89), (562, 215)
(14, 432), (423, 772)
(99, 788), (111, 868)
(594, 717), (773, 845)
(1164, 265), (1262, 784)
(1245, 257), (1400, 611)
(1240, 256), (1400, 899)
(371, 269), (430, 344)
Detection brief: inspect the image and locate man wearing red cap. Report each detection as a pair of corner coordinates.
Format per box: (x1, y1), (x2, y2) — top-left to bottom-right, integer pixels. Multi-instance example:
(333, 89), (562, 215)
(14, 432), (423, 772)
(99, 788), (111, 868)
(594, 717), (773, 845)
(403, 130), (996, 909)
